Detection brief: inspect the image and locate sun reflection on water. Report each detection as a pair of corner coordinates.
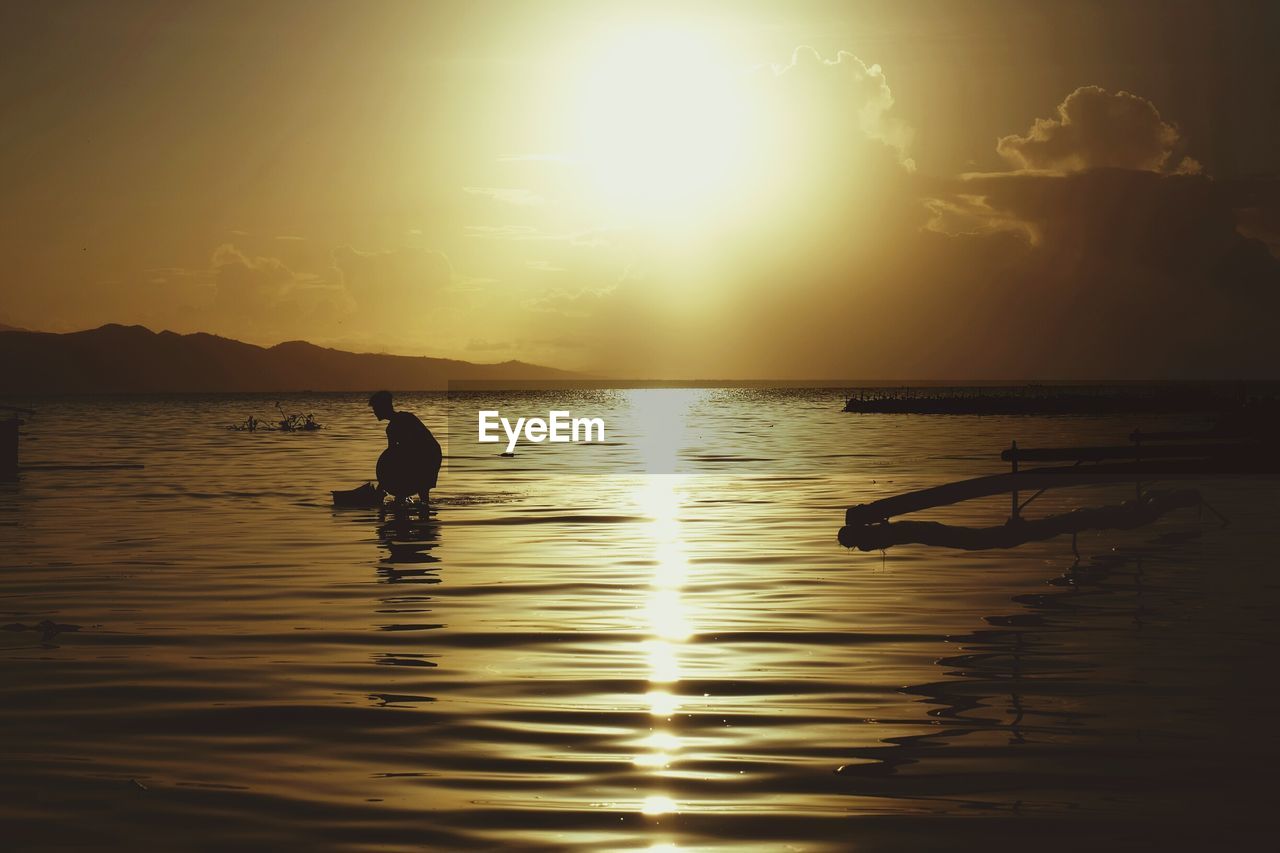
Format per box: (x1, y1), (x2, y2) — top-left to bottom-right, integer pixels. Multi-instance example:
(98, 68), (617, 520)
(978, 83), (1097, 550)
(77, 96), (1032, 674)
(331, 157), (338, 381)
(642, 794), (679, 816)
(625, 389), (706, 825)
(633, 476), (691, 785)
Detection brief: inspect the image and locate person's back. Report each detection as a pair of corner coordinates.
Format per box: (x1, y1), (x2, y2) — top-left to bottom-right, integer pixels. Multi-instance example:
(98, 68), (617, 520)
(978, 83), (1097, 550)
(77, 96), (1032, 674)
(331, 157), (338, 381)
(387, 410), (437, 450)
(388, 410), (442, 470)
(370, 391), (442, 507)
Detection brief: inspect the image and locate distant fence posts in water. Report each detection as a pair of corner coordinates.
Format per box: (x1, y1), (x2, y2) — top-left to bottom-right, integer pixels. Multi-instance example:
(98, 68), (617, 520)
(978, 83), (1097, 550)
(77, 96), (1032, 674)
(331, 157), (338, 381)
(841, 384), (1278, 416)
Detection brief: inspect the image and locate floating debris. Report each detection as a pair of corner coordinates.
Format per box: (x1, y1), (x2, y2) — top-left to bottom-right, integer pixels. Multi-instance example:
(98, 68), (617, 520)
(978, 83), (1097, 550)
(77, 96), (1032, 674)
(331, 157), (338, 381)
(2, 619), (81, 643)
(273, 411), (322, 432)
(227, 415), (260, 431)
(227, 404), (323, 432)
(332, 482), (386, 508)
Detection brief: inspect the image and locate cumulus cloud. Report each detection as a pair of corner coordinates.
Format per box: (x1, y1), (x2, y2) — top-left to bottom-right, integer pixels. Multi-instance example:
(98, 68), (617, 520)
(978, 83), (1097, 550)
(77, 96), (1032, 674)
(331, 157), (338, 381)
(768, 46), (915, 171)
(930, 88), (1275, 289)
(211, 243), (295, 308)
(899, 84), (1280, 377)
(677, 76), (1278, 378)
(996, 85), (1200, 174)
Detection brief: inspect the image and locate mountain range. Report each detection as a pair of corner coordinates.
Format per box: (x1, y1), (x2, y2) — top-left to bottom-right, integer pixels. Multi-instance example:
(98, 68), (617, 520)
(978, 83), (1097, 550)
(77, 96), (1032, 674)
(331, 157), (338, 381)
(0, 324), (578, 394)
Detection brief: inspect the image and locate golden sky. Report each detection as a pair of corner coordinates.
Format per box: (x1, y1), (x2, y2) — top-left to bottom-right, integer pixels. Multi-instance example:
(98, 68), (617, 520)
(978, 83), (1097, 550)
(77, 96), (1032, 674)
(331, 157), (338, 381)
(2, 0), (1278, 377)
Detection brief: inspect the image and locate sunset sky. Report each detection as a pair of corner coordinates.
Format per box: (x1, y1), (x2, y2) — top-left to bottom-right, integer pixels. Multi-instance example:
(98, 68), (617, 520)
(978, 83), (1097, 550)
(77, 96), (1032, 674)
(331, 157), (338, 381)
(3, 0), (1278, 378)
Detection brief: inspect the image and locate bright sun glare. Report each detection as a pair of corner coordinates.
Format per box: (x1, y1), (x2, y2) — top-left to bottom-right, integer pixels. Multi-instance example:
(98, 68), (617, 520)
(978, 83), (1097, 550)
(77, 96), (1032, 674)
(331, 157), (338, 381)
(567, 25), (758, 225)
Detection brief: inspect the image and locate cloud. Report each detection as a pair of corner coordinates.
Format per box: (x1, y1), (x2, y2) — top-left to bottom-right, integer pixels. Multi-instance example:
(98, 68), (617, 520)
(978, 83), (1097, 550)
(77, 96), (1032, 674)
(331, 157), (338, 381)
(212, 243), (294, 304)
(207, 244), (349, 339)
(996, 85), (1201, 174)
(906, 85), (1280, 377)
(768, 46), (915, 171)
(331, 244), (453, 340)
(463, 186), (545, 206)
(464, 225), (545, 240)
(633, 78), (1278, 378)
(524, 284), (617, 318)
(957, 170), (1265, 263)
(83, 244), (351, 345)
(924, 193), (1038, 242)
(488, 68), (1278, 378)
(930, 87), (1278, 292)
(464, 337), (512, 352)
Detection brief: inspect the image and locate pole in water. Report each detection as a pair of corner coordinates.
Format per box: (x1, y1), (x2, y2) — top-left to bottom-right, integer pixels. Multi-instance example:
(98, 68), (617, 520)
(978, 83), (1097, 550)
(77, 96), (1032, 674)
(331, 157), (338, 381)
(1010, 440), (1019, 521)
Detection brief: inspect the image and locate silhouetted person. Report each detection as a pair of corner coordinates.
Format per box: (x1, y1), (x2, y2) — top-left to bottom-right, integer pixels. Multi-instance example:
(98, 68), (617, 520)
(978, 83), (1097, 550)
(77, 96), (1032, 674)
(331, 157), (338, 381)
(369, 390), (442, 509)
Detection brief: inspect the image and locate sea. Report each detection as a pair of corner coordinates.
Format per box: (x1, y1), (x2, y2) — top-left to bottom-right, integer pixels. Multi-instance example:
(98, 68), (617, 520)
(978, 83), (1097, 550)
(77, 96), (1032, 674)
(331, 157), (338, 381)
(1, 389), (1277, 850)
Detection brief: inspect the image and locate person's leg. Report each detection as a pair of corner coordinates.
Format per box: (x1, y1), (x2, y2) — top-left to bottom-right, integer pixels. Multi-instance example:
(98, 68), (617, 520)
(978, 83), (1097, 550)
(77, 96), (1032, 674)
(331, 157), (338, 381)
(418, 490), (431, 511)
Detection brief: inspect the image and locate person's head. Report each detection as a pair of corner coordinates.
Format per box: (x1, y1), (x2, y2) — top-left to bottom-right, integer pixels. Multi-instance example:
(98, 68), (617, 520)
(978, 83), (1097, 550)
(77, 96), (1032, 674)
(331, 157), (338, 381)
(369, 390), (394, 420)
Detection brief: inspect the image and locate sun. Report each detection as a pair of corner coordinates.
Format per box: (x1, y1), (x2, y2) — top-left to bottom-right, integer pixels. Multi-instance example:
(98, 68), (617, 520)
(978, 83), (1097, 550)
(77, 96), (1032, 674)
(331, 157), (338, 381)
(562, 24), (760, 227)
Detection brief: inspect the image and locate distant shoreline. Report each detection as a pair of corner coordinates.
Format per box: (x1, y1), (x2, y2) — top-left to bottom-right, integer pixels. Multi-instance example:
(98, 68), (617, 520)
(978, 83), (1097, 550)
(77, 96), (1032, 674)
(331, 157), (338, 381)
(0, 324), (578, 395)
(5, 326), (1279, 396)
(5, 380), (1280, 400)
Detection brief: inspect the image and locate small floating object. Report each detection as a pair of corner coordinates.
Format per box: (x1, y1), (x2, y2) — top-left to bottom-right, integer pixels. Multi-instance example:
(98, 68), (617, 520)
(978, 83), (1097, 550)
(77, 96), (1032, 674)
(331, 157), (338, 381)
(2, 619), (80, 643)
(275, 414), (322, 431)
(227, 415), (260, 431)
(500, 451), (515, 457)
(332, 482), (385, 508)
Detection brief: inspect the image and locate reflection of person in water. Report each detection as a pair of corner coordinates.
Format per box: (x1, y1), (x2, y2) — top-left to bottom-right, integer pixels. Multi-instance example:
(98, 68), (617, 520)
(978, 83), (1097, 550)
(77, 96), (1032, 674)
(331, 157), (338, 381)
(368, 390), (442, 509)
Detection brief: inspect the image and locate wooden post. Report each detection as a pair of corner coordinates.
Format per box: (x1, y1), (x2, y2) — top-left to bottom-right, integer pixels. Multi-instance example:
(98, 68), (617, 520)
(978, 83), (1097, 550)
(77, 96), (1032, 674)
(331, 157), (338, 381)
(1133, 427), (1142, 500)
(1010, 440), (1019, 521)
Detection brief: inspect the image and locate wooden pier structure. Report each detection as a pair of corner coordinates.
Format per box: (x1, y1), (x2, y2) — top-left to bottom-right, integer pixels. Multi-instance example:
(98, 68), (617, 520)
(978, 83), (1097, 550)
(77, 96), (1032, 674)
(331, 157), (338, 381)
(841, 384), (1278, 416)
(839, 429), (1273, 551)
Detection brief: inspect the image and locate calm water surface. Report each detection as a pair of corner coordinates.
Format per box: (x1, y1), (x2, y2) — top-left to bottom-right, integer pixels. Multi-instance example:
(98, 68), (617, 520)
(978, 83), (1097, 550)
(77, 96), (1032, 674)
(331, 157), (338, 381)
(2, 390), (1277, 850)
